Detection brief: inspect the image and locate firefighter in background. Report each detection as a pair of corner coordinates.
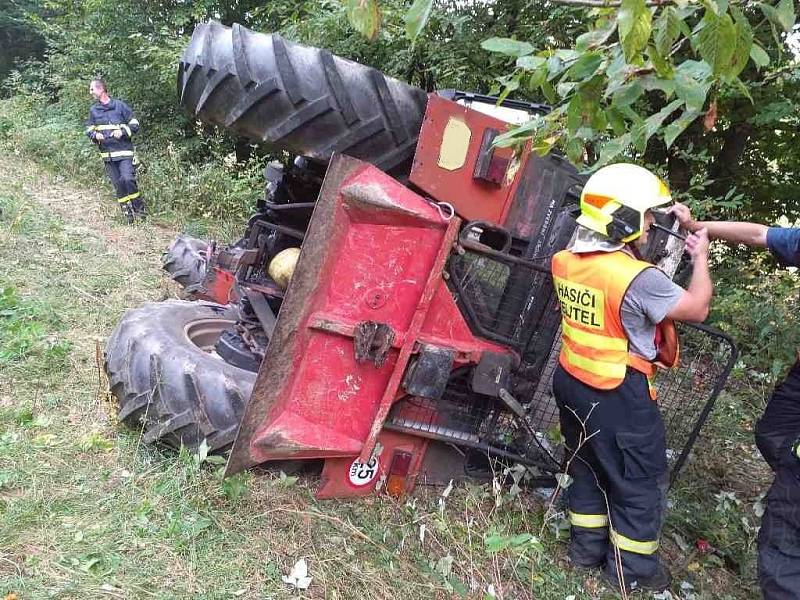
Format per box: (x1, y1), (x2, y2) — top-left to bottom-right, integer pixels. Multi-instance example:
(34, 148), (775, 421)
(551, 164), (712, 592)
(671, 204), (800, 599)
(85, 78), (146, 223)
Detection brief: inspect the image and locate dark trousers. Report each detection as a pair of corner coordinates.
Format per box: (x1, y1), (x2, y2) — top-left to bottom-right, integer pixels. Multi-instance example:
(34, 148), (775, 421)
(104, 158), (140, 204)
(755, 361), (800, 599)
(553, 364), (668, 582)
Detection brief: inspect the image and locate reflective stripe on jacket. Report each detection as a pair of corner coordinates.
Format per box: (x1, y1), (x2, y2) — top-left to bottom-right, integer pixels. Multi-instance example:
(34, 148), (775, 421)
(551, 249), (679, 395)
(85, 98), (139, 161)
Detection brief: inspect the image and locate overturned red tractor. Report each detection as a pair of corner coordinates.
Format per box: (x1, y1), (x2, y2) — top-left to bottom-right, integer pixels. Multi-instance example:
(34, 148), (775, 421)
(106, 21), (737, 499)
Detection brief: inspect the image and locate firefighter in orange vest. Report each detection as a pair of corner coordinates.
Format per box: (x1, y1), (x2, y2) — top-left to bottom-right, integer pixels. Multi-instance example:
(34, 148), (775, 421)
(551, 163), (712, 592)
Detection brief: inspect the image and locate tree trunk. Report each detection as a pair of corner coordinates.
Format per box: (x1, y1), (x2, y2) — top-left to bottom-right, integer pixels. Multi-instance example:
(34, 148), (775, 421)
(707, 121), (754, 199)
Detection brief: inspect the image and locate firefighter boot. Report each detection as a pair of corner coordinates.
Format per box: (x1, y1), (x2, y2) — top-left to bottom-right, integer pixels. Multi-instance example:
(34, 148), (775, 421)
(120, 201), (135, 224)
(604, 562), (672, 593)
(130, 196), (147, 220)
(566, 525), (608, 570)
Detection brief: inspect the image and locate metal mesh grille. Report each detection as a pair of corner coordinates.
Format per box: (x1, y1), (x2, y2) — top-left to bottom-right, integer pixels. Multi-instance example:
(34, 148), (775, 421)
(388, 317), (736, 481)
(523, 321), (737, 480)
(655, 322), (737, 479)
(386, 371), (563, 473)
(448, 250), (552, 350)
(397, 241), (738, 481)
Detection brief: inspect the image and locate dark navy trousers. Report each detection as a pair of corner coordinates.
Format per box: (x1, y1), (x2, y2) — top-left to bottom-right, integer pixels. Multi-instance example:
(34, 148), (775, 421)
(104, 158), (140, 204)
(756, 360), (800, 599)
(553, 364), (668, 583)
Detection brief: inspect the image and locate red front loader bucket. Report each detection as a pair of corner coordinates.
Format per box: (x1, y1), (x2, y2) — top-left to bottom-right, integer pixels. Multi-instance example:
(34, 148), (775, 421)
(226, 155), (509, 476)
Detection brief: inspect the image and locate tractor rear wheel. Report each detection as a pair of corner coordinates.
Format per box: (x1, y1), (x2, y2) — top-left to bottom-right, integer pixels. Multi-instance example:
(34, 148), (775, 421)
(177, 20), (428, 175)
(162, 235), (208, 294)
(105, 300), (255, 452)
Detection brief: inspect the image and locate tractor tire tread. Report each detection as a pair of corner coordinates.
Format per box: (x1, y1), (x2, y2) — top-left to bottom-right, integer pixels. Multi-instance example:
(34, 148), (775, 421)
(105, 300), (255, 452)
(162, 235), (208, 291)
(178, 20), (428, 174)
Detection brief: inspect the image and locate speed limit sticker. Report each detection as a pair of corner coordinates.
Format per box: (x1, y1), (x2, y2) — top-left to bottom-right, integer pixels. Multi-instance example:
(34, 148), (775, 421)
(348, 457), (380, 487)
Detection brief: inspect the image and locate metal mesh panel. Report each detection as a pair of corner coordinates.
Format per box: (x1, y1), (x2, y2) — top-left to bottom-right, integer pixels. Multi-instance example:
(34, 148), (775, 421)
(448, 248), (558, 351)
(401, 239), (738, 482)
(655, 322), (737, 480)
(388, 313), (735, 481)
(524, 322), (737, 481)
(386, 371), (563, 473)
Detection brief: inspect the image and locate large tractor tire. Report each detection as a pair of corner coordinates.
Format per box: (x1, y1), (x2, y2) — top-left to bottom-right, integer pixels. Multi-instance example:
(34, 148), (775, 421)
(105, 300), (255, 452)
(162, 235), (208, 293)
(178, 20), (428, 174)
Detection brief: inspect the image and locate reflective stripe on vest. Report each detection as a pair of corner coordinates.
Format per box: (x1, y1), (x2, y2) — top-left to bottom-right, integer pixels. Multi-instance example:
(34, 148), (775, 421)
(551, 250), (679, 393)
(99, 150), (134, 159)
(569, 511), (608, 528)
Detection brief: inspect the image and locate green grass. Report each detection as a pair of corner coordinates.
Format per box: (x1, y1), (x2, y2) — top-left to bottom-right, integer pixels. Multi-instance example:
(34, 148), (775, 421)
(0, 150), (769, 599)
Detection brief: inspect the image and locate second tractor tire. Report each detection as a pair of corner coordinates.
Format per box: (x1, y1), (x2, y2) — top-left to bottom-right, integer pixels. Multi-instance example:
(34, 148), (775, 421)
(162, 234), (209, 293)
(105, 300), (255, 452)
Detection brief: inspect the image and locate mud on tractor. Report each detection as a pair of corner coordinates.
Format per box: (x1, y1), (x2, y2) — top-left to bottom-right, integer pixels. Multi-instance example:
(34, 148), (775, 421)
(106, 21), (737, 499)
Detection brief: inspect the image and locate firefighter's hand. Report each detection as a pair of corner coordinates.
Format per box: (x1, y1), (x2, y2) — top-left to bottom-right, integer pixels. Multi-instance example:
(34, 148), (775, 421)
(94, 132), (105, 142)
(111, 129), (123, 139)
(684, 228), (709, 261)
(669, 203), (697, 231)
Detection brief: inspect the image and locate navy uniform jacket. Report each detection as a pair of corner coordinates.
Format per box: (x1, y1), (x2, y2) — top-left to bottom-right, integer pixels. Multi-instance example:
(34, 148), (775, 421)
(755, 227), (800, 474)
(85, 98), (139, 161)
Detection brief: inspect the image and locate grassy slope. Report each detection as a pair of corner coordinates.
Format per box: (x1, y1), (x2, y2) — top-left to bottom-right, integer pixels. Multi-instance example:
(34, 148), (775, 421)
(0, 151), (769, 600)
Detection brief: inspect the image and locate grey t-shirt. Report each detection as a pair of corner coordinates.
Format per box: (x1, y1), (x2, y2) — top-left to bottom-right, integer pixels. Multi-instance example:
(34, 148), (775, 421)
(621, 268), (684, 359)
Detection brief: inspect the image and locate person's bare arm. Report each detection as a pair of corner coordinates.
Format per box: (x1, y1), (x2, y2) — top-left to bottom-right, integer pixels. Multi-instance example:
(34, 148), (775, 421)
(667, 228), (712, 322)
(670, 203), (768, 247)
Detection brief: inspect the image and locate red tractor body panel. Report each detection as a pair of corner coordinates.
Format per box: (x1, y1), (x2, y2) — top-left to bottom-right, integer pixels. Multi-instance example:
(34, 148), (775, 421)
(225, 155), (514, 481)
(410, 94), (530, 225)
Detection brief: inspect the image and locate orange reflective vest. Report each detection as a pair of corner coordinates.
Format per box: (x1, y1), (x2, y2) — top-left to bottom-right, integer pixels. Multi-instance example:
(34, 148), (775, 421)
(551, 249), (679, 397)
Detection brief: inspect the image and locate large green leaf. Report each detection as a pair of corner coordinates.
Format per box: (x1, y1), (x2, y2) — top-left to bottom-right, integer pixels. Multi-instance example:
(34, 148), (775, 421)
(776, 0), (796, 31)
(696, 9), (737, 76)
(526, 63), (549, 90)
(611, 80), (644, 107)
(595, 133), (631, 168)
(647, 44), (673, 78)
(576, 20), (617, 52)
(759, 0), (796, 32)
(631, 98), (683, 152)
(481, 37), (534, 57)
(654, 7), (682, 57)
(640, 73), (676, 97)
(541, 78), (557, 103)
(749, 44), (770, 68)
(674, 61), (711, 111)
(566, 52), (603, 81)
(618, 0), (653, 62)
(607, 107), (628, 136)
(728, 7), (753, 79)
(565, 137), (585, 163)
(405, 0), (434, 42)
(662, 107), (702, 147)
(517, 55), (546, 70)
(345, 0), (381, 41)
